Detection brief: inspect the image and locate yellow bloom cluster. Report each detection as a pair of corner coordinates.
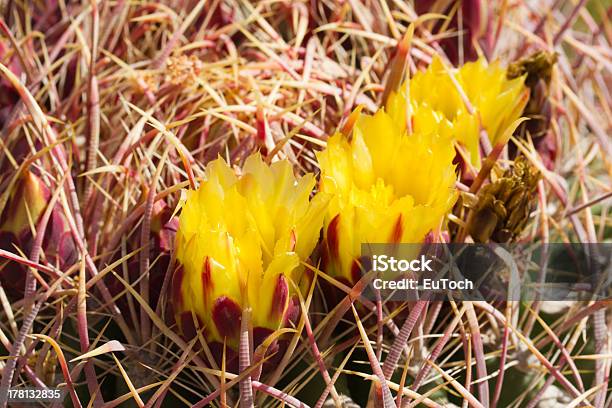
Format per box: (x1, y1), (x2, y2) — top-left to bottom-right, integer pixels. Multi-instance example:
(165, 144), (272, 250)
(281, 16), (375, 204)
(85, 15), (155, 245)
(404, 57), (528, 167)
(172, 56), (528, 346)
(317, 57), (527, 284)
(173, 155), (328, 347)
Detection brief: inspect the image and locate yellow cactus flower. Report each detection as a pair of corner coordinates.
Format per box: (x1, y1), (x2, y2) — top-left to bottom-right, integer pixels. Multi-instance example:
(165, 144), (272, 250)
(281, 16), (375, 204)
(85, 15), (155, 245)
(388, 56), (528, 168)
(172, 154), (328, 352)
(317, 104), (458, 285)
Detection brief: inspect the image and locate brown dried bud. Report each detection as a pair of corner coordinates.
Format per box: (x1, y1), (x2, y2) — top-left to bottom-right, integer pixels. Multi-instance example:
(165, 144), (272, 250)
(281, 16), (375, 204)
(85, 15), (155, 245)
(508, 51), (558, 168)
(507, 51), (557, 87)
(467, 157), (540, 243)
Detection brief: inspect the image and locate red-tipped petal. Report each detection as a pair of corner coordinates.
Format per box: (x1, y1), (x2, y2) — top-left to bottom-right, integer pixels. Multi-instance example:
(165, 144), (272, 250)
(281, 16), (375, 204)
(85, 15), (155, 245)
(269, 274), (288, 320)
(326, 214), (341, 259)
(212, 296), (242, 339)
(201, 256), (213, 302)
(283, 296), (300, 326)
(389, 214), (404, 243)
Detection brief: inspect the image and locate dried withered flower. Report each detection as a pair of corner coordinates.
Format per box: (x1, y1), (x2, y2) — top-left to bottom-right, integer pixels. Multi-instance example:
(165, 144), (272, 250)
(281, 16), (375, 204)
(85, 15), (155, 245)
(164, 54), (203, 85)
(507, 51), (557, 88)
(508, 51), (558, 168)
(467, 156), (540, 243)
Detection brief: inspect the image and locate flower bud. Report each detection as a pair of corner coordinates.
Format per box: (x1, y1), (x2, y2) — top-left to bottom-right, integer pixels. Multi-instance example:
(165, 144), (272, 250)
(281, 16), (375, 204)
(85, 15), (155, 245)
(0, 170), (76, 298)
(1, 171), (50, 239)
